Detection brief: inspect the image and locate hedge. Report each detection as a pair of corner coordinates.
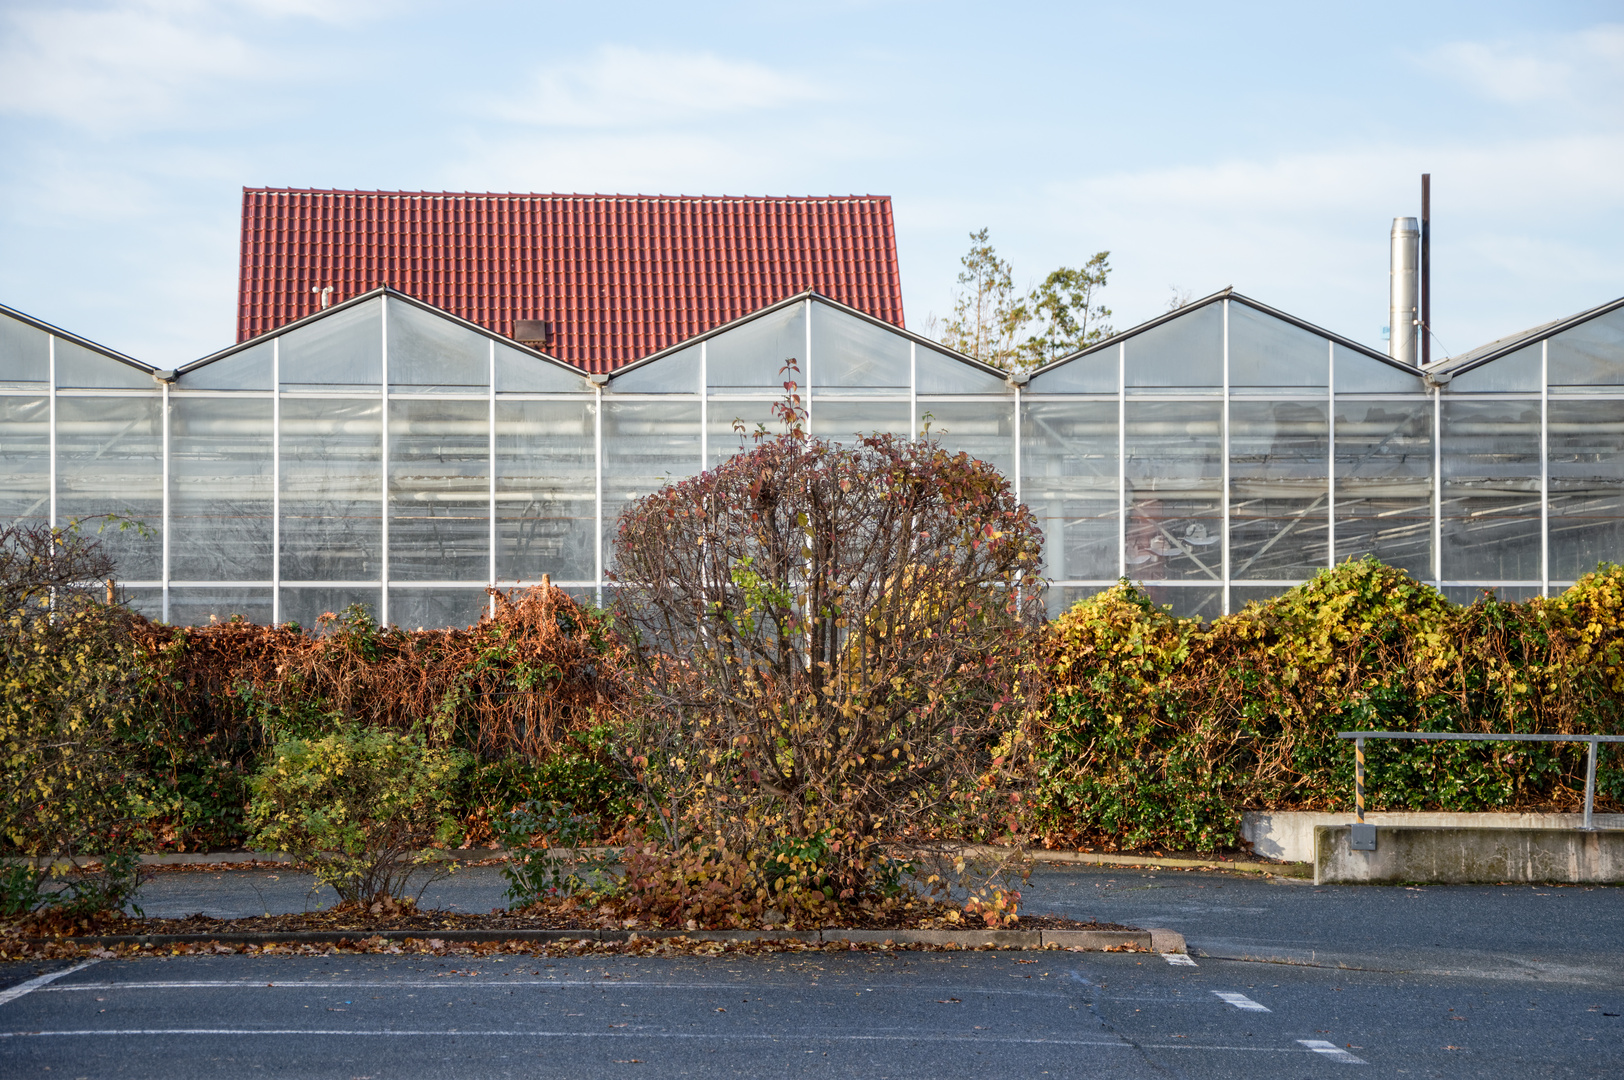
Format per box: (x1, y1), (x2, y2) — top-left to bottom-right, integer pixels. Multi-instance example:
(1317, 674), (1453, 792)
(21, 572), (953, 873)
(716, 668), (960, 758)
(1033, 558), (1624, 852)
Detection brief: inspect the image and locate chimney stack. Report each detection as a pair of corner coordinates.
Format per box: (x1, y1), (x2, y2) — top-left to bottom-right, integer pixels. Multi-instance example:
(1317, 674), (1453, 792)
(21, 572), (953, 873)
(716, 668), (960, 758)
(1389, 217), (1419, 365)
(513, 320), (554, 350)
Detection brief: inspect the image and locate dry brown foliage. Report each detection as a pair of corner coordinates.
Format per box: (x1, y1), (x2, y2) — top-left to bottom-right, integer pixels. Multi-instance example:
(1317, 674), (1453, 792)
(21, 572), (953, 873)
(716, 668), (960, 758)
(132, 583), (623, 761)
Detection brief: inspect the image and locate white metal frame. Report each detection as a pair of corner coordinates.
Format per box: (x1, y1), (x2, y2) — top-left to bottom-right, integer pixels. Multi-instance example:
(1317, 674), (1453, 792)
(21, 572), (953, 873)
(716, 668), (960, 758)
(488, 338), (498, 616)
(47, 335), (56, 529)
(160, 380), (170, 623)
(1540, 338), (1550, 597)
(1220, 298), (1231, 614)
(1326, 339), (1336, 571)
(379, 295), (391, 626)
(271, 338), (281, 624)
(24, 290), (1618, 628)
(1117, 341), (1127, 580)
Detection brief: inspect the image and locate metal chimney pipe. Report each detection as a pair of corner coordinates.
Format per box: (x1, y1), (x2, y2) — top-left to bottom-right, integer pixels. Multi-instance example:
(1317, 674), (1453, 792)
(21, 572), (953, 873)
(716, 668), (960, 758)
(1389, 217), (1419, 365)
(1420, 175), (1431, 366)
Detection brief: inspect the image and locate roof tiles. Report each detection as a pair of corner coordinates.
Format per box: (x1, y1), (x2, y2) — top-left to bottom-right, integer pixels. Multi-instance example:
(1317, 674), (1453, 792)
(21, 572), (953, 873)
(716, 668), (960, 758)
(238, 188), (905, 373)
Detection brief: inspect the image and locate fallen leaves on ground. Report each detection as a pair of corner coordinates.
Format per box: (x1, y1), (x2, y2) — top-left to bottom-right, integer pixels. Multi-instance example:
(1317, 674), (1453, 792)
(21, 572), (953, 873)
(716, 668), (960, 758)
(0, 931), (1126, 963)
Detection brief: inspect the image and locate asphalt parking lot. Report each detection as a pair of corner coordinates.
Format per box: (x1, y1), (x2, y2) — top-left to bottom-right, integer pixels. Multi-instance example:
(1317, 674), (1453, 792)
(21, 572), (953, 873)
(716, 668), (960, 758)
(3, 863), (1620, 1078)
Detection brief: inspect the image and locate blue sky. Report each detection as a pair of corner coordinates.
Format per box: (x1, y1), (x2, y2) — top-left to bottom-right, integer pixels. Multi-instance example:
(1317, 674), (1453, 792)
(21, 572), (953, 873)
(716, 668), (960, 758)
(1, 0), (1620, 367)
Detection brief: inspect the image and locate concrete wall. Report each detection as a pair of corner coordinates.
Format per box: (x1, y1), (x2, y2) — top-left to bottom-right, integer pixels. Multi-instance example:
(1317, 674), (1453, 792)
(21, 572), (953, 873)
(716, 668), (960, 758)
(1242, 810), (1624, 863)
(1314, 824), (1624, 885)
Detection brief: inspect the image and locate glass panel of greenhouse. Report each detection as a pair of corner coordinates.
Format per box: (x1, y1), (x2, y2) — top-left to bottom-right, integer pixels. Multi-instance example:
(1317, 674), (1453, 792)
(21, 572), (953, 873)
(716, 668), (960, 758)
(169, 395), (273, 581)
(5, 288), (1623, 627)
(1439, 398), (1542, 583)
(1333, 400), (1433, 580)
(495, 399), (596, 584)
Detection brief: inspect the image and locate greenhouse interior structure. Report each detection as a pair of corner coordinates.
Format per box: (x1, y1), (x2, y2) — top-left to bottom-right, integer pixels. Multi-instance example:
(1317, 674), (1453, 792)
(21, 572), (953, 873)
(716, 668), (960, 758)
(1, 285), (1622, 627)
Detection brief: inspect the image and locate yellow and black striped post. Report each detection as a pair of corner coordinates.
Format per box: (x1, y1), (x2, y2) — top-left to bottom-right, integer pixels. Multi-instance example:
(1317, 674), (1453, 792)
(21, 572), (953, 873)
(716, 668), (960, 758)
(1354, 736), (1366, 824)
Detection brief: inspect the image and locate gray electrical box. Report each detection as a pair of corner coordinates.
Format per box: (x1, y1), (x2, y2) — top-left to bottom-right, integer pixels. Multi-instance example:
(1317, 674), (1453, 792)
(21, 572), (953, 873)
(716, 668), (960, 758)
(1349, 823), (1377, 851)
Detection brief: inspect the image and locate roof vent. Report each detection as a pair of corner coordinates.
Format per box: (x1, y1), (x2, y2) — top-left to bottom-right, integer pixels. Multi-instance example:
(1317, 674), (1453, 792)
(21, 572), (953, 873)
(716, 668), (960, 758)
(514, 320), (553, 349)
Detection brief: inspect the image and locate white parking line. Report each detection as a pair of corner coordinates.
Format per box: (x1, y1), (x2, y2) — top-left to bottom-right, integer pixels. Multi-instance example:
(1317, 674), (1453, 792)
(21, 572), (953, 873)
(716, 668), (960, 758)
(1162, 952), (1197, 967)
(1211, 990), (1270, 1012)
(1298, 1038), (1367, 1065)
(0, 1027), (1356, 1056)
(0, 1028), (1200, 1047)
(0, 960), (100, 1008)
(40, 979), (1058, 1000)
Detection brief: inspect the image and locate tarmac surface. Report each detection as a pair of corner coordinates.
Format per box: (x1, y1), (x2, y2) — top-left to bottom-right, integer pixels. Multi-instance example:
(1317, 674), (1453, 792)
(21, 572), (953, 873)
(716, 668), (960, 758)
(3, 861), (1621, 1077)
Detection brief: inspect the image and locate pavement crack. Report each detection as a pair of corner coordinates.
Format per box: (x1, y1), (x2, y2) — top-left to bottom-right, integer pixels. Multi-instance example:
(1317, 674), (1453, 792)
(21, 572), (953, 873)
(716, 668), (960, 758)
(1063, 969), (1178, 1078)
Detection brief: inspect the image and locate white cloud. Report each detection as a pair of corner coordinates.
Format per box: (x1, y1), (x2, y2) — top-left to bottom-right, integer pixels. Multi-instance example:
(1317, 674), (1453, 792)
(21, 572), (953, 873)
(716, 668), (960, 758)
(0, 0), (365, 132)
(445, 106), (893, 197)
(0, 2), (252, 130)
(1422, 23), (1624, 107)
(1061, 135), (1624, 220)
(488, 46), (827, 128)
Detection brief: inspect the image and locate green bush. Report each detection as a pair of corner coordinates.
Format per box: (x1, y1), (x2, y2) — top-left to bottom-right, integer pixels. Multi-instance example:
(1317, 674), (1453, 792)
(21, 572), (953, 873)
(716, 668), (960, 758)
(1034, 559), (1624, 853)
(461, 723), (635, 831)
(493, 800), (610, 907)
(247, 724), (472, 905)
(0, 522), (150, 915)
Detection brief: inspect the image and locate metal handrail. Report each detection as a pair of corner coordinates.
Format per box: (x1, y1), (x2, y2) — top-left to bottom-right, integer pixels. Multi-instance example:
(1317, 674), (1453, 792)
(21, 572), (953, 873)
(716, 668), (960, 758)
(1335, 731), (1624, 831)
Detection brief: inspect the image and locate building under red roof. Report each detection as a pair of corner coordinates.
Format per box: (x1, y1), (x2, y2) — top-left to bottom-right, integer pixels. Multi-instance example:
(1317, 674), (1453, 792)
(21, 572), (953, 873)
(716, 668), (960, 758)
(237, 188), (905, 373)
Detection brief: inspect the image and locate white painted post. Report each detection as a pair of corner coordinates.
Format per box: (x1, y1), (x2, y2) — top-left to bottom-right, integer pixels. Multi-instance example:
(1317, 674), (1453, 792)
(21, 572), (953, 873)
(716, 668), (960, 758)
(1221, 299), (1231, 614)
(161, 380), (170, 623)
(380, 296), (390, 626)
(272, 337), (281, 624)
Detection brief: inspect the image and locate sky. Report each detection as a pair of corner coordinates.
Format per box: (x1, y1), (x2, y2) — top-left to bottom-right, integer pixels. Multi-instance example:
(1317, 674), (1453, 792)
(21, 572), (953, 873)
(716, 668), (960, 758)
(0, 0), (1621, 369)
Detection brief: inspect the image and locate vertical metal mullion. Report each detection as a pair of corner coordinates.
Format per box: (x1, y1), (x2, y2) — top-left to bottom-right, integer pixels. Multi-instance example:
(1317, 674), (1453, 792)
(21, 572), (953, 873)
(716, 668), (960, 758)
(1541, 338), (1550, 597)
(1221, 299), (1231, 614)
(272, 338), (281, 624)
(803, 297), (813, 433)
(1117, 342), (1126, 580)
(700, 342), (709, 469)
(1433, 387), (1444, 585)
(594, 385), (604, 606)
(47, 336), (56, 528)
(489, 338), (497, 616)
(161, 380), (170, 623)
(909, 341), (918, 440)
(379, 296), (390, 626)
(1327, 339), (1336, 570)
(1012, 385), (1022, 505)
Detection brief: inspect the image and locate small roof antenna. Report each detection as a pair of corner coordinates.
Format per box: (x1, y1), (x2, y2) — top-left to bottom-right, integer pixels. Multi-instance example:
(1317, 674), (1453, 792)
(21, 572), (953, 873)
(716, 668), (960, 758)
(312, 285), (334, 309)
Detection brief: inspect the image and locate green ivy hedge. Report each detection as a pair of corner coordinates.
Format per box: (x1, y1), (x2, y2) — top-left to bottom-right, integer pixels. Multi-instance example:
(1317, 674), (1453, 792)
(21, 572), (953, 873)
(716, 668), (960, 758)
(1033, 559), (1624, 853)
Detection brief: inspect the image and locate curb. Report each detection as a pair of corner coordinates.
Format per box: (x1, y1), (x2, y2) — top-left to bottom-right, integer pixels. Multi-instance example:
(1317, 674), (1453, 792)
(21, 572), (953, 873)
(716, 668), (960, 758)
(25, 926), (1184, 953)
(1024, 850), (1308, 876)
(16, 847), (1306, 877)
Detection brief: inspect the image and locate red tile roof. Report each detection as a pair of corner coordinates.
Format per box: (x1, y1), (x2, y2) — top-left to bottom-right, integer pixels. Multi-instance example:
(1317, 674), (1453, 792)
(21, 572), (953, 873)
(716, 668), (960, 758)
(238, 188), (905, 373)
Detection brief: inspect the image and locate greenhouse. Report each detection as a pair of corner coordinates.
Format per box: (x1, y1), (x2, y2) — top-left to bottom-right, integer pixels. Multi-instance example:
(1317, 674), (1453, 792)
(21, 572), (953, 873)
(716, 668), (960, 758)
(1, 285), (1621, 626)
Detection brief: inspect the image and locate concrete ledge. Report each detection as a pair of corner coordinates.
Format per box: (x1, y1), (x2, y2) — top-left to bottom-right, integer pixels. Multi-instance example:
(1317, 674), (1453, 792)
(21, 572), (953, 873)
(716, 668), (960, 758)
(1247, 811), (1624, 863)
(822, 928), (1042, 948)
(1315, 824), (1624, 885)
(1039, 929), (1152, 951)
(949, 842), (1302, 876)
(1029, 849), (1302, 876)
(1149, 928), (1187, 954)
(620, 929), (822, 945)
